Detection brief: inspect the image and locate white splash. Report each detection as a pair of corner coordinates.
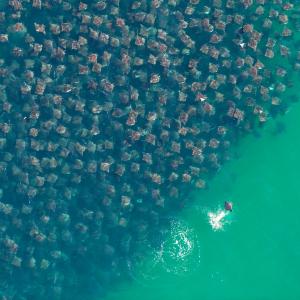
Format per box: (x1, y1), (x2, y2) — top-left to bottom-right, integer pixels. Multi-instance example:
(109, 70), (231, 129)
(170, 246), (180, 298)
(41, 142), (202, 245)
(208, 209), (230, 231)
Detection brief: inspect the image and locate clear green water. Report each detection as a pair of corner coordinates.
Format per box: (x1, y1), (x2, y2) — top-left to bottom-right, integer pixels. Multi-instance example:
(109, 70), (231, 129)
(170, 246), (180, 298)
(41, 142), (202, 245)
(1, 1), (299, 299)
(105, 101), (300, 300)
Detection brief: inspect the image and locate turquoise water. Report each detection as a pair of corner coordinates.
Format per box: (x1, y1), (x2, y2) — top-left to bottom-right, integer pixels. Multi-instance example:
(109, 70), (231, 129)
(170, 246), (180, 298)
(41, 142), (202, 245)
(1, 1), (300, 299)
(105, 101), (300, 300)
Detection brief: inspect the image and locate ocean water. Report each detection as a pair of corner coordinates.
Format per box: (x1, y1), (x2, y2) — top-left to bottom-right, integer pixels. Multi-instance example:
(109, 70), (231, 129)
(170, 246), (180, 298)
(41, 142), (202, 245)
(105, 101), (300, 300)
(1, 1), (300, 299)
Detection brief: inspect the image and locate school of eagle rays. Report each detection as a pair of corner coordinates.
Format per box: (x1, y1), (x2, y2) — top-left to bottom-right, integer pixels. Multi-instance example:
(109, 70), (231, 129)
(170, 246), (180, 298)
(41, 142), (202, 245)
(0, 0), (299, 299)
